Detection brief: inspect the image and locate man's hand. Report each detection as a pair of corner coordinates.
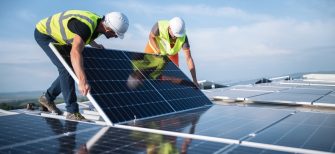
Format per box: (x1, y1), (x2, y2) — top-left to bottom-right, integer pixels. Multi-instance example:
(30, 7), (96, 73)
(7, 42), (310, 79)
(79, 79), (90, 96)
(94, 43), (105, 49)
(193, 80), (199, 89)
(77, 144), (88, 154)
(90, 41), (105, 49)
(71, 35), (90, 96)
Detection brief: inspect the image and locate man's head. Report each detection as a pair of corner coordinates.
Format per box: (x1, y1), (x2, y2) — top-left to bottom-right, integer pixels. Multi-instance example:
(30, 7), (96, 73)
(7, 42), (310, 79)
(103, 12), (129, 39)
(168, 17), (186, 38)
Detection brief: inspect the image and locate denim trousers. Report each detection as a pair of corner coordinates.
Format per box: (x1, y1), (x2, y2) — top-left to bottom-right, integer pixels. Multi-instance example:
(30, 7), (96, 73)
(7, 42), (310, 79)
(34, 29), (78, 113)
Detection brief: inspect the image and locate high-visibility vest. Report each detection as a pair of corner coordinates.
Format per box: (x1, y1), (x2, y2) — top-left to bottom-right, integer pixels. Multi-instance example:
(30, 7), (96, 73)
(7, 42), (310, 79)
(132, 55), (166, 79)
(36, 10), (100, 45)
(151, 20), (186, 56)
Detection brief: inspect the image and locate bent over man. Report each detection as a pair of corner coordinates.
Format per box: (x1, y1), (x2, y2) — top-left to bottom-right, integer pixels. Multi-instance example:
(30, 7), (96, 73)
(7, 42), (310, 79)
(35, 10), (129, 121)
(144, 17), (198, 87)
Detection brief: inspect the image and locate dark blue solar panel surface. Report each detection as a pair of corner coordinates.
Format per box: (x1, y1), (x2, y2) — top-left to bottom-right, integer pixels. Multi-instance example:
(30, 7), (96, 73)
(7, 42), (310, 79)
(124, 52), (211, 111)
(227, 145), (293, 154)
(247, 111), (335, 152)
(127, 105), (294, 140)
(0, 114), (233, 154)
(0, 114), (99, 149)
(53, 45), (212, 124)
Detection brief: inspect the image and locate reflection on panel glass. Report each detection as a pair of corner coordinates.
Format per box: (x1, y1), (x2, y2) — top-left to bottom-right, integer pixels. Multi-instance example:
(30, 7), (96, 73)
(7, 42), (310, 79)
(0, 114), (98, 149)
(53, 45), (211, 124)
(128, 105), (294, 140)
(76, 126), (228, 154)
(125, 52), (211, 111)
(0, 114), (227, 153)
(0, 114), (100, 154)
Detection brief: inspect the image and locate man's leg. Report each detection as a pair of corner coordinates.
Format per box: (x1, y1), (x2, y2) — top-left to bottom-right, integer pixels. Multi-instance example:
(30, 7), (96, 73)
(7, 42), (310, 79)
(46, 77), (61, 102)
(58, 67), (78, 113)
(34, 29), (78, 114)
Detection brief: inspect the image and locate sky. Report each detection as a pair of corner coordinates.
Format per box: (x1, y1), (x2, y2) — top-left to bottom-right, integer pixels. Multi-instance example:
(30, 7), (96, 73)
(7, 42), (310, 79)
(0, 0), (334, 92)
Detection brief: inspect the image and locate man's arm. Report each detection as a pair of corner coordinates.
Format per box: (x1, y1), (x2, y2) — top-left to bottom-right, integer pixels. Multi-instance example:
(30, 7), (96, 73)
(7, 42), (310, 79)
(71, 34), (90, 96)
(184, 48), (199, 87)
(148, 23), (160, 54)
(89, 40), (104, 49)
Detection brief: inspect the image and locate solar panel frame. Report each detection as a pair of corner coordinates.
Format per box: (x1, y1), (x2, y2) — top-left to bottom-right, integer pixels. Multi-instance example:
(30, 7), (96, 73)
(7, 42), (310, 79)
(49, 43), (212, 125)
(313, 92), (335, 107)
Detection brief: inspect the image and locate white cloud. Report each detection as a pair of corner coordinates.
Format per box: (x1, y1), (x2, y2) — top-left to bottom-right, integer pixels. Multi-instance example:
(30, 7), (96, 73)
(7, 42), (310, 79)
(188, 19), (335, 62)
(2, 1), (334, 91)
(107, 1), (271, 21)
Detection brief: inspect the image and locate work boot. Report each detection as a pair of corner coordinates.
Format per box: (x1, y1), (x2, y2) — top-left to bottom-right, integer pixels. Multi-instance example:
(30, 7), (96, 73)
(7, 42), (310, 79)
(39, 94), (63, 115)
(66, 112), (88, 122)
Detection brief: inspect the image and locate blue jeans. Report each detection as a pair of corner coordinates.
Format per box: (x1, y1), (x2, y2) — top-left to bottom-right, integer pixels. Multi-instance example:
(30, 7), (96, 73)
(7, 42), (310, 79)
(34, 29), (78, 113)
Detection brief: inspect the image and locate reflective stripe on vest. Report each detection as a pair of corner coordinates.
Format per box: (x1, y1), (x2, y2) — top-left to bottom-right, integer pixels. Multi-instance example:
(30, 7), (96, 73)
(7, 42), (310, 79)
(154, 20), (186, 56)
(36, 10), (99, 45)
(132, 55), (166, 79)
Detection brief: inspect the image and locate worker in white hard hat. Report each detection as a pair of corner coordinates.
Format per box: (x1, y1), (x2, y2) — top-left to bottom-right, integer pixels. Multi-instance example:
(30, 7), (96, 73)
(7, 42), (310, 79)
(144, 17), (199, 87)
(35, 10), (129, 121)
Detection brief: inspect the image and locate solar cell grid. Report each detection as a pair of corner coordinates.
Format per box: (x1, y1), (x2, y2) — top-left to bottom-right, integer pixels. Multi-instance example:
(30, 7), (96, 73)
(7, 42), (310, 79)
(128, 105), (294, 140)
(51, 44), (212, 124)
(0, 114), (232, 154)
(248, 111), (335, 152)
(123, 51), (211, 110)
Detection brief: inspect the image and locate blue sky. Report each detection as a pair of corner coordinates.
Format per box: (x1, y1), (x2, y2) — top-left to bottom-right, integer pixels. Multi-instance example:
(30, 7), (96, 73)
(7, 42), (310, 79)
(0, 0), (334, 92)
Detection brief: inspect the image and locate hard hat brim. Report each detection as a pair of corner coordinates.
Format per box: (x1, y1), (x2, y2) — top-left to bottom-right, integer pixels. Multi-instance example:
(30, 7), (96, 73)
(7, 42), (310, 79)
(110, 26), (124, 39)
(117, 33), (124, 39)
(173, 32), (185, 38)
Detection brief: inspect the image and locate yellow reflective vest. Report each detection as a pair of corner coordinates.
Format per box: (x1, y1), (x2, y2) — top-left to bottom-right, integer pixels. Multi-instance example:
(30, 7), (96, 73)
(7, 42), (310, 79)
(154, 20), (186, 56)
(36, 10), (100, 45)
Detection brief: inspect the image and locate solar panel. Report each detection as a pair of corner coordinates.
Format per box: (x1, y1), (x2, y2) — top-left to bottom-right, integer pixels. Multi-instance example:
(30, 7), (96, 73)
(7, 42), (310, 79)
(85, 127), (228, 154)
(124, 52), (211, 110)
(232, 85), (290, 92)
(49, 44), (212, 125)
(126, 105), (294, 140)
(314, 92), (335, 107)
(0, 114), (232, 154)
(0, 114), (99, 149)
(213, 89), (273, 100)
(280, 88), (332, 95)
(247, 111), (335, 152)
(0, 114), (101, 153)
(249, 92), (323, 105)
(221, 145), (293, 154)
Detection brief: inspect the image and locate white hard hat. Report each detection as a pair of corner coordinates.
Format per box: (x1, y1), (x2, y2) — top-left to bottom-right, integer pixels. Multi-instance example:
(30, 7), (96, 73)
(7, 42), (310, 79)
(169, 17), (186, 37)
(104, 12), (129, 39)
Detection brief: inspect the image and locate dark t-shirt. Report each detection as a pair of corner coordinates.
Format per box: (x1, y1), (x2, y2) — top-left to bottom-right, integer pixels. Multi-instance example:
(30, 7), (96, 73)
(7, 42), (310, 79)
(67, 18), (101, 43)
(151, 22), (190, 49)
